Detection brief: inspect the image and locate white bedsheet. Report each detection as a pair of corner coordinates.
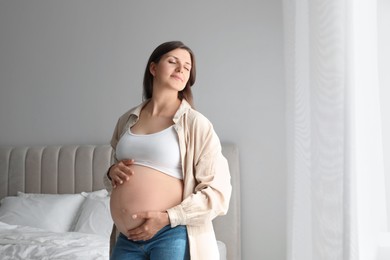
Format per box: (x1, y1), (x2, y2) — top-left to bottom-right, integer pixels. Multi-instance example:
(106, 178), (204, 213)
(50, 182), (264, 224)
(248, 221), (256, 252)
(0, 221), (109, 260)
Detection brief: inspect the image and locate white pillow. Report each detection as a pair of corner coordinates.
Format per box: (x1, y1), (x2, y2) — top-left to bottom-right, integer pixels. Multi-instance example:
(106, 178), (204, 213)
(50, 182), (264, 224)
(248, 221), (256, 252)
(0, 193), (85, 232)
(73, 193), (113, 238)
(80, 189), (108, 199)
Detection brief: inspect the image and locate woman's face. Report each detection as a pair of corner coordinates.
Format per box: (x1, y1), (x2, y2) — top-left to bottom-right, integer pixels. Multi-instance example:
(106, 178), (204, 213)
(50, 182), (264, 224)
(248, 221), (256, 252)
(150, 48), (192, 92)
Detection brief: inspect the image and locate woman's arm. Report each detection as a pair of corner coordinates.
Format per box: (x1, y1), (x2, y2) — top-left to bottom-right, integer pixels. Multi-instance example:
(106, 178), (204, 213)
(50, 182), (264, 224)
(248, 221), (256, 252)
(167, 116), (232, 227)
(103, 112), (135, 191)
(167, 152), (232, 227)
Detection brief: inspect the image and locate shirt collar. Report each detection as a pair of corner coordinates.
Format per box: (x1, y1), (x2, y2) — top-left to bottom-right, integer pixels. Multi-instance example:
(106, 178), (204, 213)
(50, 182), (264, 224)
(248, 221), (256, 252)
(173, 99), (191, 123)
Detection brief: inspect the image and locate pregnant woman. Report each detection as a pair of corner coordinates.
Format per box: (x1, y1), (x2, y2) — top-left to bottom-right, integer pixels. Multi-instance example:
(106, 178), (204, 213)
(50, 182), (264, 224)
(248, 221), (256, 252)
(104, 41), (232, 260)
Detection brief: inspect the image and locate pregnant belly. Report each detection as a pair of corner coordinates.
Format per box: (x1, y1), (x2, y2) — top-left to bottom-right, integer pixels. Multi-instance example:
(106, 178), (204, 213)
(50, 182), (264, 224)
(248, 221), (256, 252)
(110, 165), (183, 235)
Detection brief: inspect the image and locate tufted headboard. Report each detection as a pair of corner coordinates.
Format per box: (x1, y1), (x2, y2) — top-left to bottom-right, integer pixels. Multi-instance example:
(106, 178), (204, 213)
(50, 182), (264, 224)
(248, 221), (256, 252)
(0, 143), (241, 260)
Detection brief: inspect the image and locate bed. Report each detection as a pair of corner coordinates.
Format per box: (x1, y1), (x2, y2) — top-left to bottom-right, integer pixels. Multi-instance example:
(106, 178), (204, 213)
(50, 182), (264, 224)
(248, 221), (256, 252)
(0, 143), (241, 260)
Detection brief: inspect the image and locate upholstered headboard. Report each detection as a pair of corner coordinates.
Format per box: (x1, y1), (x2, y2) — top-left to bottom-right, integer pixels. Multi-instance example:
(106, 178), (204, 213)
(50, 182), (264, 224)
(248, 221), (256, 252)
(0, 145), (112, 196)
(0, 143), (241, 260)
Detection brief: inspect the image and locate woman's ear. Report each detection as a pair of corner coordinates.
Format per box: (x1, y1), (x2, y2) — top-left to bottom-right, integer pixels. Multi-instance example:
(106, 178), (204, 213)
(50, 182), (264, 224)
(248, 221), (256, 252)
(149, 62), (156, 77)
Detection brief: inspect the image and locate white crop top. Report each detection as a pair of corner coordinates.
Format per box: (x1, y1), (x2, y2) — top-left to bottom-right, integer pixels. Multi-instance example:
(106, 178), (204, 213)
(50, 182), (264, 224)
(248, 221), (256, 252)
(115, 126), (183, 180)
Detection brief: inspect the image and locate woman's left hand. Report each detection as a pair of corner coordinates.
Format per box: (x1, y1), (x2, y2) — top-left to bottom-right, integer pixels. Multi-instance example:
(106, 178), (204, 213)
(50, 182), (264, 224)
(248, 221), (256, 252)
(127, 211), (170, 241)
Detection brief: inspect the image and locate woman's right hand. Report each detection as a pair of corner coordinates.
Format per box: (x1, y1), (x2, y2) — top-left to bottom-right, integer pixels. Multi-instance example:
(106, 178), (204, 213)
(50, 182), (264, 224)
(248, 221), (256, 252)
(108, 159), (135, 188)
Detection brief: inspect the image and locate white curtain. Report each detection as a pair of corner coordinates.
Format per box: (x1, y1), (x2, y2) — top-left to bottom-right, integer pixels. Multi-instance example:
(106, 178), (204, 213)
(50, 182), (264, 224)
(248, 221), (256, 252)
(284, 0), (387, 260)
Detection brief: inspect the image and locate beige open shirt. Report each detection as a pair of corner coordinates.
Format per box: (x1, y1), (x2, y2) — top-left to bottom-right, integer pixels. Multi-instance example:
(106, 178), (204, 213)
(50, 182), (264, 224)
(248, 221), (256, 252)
(104, 99), (232, 259)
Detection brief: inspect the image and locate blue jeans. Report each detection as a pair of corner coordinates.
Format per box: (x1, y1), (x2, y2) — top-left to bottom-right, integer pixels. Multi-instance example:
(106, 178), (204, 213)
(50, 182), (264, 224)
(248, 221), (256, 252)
(111, 225), (190, 260)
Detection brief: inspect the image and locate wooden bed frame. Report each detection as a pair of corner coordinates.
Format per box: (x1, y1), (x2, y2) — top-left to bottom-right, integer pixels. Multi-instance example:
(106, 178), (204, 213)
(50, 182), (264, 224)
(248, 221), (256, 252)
(0, 143), (241, 260)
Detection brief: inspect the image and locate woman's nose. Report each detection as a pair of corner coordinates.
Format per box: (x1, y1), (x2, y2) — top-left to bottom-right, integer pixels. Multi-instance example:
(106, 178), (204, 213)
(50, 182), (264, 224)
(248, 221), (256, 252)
(176, 64), (184, 73)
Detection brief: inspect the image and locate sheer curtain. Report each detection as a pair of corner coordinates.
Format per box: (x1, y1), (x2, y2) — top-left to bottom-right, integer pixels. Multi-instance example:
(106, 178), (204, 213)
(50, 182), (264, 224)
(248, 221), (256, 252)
(283, 0), (387, 260)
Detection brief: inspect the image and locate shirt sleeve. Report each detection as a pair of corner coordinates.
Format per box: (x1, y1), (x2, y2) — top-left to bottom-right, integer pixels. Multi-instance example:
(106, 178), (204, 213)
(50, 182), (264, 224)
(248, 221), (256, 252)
(103, 116), (123, 193)
(103, 151), (117, 193)
(167, 117), (232, 227)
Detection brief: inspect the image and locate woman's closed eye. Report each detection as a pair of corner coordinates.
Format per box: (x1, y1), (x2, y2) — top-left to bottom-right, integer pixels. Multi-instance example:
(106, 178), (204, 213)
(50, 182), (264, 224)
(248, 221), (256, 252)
(168, 58), (191, 71)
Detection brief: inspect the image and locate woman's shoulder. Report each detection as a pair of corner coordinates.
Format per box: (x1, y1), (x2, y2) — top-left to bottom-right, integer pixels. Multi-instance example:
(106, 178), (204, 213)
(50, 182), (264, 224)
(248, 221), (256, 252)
(187, 108), (209, 122)
(117, 107), (136, 121)
(178, 99), (208, 121)
(183, 106), (222, 151)
(183, 107), (215, 132)
(114, 102), (145, 131)
(117, 101), (145, 121)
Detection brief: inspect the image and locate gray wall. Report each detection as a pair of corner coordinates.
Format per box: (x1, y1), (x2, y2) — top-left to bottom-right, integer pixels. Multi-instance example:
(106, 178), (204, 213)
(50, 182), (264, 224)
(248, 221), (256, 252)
(0, 1), (286, 259)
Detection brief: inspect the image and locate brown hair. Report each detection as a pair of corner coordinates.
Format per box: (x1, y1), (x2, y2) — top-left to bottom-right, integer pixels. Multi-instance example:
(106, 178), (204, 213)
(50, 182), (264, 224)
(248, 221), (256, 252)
(142, 41), (196, 107)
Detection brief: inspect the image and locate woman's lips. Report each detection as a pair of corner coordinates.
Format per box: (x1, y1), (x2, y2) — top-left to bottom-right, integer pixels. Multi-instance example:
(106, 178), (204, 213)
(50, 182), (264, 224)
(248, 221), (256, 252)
(171, 75), (183, 82)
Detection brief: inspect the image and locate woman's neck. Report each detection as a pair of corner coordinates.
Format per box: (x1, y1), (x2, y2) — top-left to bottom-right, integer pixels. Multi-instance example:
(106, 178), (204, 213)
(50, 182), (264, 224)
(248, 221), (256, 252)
(145, 96), (181, 117)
